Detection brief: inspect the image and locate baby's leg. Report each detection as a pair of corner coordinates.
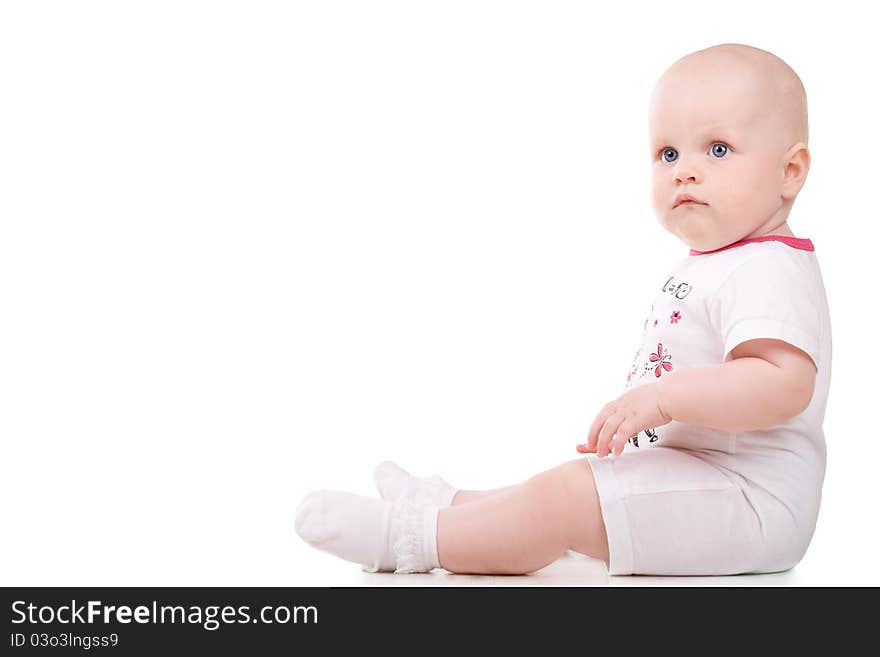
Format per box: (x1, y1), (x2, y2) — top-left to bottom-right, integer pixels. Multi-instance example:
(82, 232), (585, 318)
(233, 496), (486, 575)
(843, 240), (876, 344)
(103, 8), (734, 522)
(438, 458), (608, 574)
(297, 458), (608, 575)
(451, 487), (517, 505)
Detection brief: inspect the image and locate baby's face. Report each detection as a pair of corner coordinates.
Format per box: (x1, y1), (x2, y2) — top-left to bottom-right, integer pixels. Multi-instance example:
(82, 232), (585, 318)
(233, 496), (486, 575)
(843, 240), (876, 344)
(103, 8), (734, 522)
(648, 57), (797, 251)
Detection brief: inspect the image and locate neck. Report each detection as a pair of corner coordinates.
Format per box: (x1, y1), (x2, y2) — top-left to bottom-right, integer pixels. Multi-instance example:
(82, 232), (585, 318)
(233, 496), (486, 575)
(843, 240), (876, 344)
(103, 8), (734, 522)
(745, 221), (795, 239)
(742, 202), (796, 240)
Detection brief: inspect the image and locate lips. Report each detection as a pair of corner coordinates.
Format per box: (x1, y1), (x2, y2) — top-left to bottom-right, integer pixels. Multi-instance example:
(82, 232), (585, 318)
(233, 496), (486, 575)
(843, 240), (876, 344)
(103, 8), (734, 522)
(673, 194), (706, 209)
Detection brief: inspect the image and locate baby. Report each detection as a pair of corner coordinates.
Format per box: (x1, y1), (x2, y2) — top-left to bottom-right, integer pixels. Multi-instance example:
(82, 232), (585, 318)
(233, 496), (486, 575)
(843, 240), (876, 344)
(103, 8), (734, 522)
(294, 43), (831, 576)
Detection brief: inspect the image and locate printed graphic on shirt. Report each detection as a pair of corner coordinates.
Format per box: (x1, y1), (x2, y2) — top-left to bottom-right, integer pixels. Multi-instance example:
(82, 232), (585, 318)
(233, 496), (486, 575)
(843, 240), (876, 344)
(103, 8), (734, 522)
(628, 428), (659, 448)
(629, 342), (674, 384)
(626, 347), (642, 387)
(661, 275), (694, 299)
(625, 343), (673, 449)
(648, 342), (673, 378)
(623, 273), (692, 450)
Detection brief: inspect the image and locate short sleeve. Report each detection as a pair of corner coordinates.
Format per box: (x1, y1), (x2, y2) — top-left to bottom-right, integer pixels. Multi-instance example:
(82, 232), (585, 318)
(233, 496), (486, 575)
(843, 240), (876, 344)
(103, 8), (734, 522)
(710, 252), (821, 369)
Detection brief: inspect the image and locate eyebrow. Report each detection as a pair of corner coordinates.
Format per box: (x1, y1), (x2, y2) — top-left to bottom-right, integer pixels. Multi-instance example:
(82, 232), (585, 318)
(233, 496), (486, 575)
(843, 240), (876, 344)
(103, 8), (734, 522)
(651, 128), (738, 148)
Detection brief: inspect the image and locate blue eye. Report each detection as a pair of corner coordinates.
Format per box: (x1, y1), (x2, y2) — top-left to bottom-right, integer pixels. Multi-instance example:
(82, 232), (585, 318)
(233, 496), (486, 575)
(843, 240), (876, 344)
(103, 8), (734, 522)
(661, 148), (678, 163)
(660, 143), (730, 162)
(710, 143), (728, 158)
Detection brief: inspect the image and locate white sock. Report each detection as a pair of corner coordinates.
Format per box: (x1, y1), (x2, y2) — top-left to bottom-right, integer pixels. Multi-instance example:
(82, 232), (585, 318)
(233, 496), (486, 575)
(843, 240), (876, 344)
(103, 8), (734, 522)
(373, 460), (458, 507)
(294, 490), (441, 574)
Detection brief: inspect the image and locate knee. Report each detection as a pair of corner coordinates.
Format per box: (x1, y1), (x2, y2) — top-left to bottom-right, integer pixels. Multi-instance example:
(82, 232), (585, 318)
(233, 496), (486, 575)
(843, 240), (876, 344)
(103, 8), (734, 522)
(523, 458), (576, 494)
(556, 458), (599, 501)
(526, 459), (597, 503)
(521, 459), (599, 527)
(552, 459), (608, 563)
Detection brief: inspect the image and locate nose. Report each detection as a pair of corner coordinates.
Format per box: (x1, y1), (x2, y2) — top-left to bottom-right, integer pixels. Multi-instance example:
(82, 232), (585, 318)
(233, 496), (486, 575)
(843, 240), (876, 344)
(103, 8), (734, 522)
(672, 156), (701, 185)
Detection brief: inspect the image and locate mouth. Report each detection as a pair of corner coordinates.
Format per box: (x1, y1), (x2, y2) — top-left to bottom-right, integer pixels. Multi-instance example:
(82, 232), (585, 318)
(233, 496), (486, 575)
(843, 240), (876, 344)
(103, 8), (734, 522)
(673, 198), (707, 209)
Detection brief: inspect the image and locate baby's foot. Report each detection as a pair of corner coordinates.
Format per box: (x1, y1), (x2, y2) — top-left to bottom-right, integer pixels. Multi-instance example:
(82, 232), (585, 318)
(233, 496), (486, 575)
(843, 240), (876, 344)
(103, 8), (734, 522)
(294, 490), (440, 573)
(373, 460), (458, 507)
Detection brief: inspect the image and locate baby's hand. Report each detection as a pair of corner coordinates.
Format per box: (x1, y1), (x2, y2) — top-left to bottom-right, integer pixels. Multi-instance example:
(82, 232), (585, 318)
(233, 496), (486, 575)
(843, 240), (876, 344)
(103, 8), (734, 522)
(576, 383), (673, 458)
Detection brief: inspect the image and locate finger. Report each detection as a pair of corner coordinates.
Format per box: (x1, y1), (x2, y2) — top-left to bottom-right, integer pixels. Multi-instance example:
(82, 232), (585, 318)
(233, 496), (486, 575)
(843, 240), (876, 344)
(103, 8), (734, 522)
(611, 422), (636, 456)
(576, 443), (595, 454)
(597, 414), (624, 457)
(586, 403), (615, 451)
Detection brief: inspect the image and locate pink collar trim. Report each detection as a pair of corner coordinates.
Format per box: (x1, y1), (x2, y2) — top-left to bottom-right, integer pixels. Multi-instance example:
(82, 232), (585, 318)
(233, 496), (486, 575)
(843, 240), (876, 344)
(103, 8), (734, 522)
(689, 234), (814, 256)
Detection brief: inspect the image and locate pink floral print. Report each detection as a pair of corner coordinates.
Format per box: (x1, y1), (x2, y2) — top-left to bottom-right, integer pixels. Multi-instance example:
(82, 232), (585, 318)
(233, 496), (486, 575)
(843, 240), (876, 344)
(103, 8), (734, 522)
(648, 343), (673, 377)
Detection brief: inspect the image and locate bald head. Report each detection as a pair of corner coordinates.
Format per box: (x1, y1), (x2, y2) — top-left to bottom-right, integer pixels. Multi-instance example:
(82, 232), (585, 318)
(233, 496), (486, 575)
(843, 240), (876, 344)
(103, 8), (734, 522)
(651, 43), (808, 150)
(648, 43), (812, 252)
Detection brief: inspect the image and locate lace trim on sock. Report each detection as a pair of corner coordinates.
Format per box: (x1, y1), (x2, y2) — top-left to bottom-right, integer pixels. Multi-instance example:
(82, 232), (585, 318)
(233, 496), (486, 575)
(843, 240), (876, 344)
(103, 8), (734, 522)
(401, 474), (455, 508)
(390, 496), (428, 574)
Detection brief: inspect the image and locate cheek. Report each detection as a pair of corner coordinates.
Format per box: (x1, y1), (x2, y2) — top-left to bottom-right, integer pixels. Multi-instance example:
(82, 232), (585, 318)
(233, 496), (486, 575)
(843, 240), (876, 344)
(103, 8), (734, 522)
(650, 181), (671, 229)
(650, 173), (668, 212)
(723, 161), (780, 208)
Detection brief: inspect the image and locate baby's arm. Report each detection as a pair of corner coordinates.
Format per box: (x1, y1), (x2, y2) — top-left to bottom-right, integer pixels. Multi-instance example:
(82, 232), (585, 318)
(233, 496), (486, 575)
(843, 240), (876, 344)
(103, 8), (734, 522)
(657, 338), (817, 432)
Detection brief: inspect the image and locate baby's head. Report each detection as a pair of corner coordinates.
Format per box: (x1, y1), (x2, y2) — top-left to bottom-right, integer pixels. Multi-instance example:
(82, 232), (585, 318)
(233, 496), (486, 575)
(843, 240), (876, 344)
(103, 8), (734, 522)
(649, 43), (810, 252)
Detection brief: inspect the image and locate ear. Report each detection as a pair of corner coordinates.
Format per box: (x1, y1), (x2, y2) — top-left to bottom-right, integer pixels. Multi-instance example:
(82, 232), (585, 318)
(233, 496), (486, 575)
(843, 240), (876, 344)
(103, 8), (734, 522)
(781, 142), (810, 201)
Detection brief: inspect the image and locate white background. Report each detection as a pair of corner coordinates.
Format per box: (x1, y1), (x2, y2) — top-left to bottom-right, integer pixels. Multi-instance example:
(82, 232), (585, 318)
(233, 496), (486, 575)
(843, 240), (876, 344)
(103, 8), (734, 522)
(1, 1), (876, 586)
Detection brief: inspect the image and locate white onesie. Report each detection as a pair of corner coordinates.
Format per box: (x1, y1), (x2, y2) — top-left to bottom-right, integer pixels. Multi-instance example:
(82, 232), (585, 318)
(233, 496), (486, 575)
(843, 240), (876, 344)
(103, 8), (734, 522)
(585, 234), (831, 575)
